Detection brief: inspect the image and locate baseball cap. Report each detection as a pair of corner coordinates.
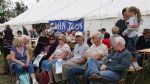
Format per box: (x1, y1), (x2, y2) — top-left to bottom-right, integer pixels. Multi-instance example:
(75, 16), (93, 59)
(75, 31), (83, 37)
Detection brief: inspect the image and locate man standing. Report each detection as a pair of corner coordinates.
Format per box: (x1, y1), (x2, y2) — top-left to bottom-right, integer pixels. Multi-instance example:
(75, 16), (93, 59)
(87, 37), (132, 84)
(68, 33), (108, 84)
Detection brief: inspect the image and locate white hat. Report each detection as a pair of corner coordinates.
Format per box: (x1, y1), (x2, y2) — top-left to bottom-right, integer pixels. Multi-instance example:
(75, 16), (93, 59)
(75, 31), (83, 37)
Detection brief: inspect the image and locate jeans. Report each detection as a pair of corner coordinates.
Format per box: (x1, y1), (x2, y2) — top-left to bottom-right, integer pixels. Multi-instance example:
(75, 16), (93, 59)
(137, 54), (144, 66)
(87, 58), (102, 75)
(87, 58), (120, 84)
(68, 66), (85, 84)
(127, 35), (138, 58)
(41, 60), (57, 71)
(14, 63), (34, 75)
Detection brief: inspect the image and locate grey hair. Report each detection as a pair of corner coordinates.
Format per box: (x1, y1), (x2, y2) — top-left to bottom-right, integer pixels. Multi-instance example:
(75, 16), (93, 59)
(92, 32), (103, 39)
(114, 37), (126, 46)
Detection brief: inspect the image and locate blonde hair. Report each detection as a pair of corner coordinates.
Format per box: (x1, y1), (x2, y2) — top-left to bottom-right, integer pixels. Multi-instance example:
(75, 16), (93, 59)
(128, 6), (141, 24)
(112, 26), (119, 34)
(22, 35), (30, 44)
(13, 37), (24, 47)
(59, 34), (67, 43)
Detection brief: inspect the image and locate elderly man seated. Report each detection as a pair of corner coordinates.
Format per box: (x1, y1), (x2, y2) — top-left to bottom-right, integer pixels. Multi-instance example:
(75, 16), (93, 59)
(67, 33), (108, 84)
(86, 37), (132, 84)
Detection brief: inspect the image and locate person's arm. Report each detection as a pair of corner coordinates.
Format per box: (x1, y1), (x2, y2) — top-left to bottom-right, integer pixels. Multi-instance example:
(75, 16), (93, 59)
(93, 53), (104, 60)
(72, 57), (87, 64)
(25, 50), (30, 66)
(85, 52), (103, 60)
(58, 51), (68, 60)
(48, 54), (55, 61)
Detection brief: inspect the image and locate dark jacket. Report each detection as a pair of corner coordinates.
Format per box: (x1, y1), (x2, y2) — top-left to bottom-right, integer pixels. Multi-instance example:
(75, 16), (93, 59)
(46, 40), (59, 58)
(4, 28), (14, 41)
(115, 19), (127, 36)
(136, 35), (150, 50)
(34, 36), (49, 56)
(104, 49), (132, 75)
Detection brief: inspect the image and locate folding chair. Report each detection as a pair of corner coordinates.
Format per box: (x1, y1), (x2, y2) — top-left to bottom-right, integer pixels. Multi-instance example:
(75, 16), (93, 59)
(7, 54), (16, 84)
(128, 63), (144, 84)
(118, 69), (129, 84)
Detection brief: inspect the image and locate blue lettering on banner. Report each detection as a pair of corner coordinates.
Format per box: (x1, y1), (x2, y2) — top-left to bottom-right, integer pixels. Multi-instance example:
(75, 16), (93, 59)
(49, 18), (84, 32)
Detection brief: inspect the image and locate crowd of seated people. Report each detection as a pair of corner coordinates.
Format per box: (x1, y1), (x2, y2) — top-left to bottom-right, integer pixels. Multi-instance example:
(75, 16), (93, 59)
(1, 6), (150, 84)
(2, 26), (150, 84)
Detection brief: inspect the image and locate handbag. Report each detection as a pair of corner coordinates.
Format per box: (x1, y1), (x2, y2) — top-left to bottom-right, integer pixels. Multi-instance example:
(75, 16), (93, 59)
(19, 73), (30, 84)
(39, 71), (49, 84)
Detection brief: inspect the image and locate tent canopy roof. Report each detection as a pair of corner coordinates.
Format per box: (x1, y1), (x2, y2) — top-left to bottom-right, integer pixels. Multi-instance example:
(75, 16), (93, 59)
(4, 0), (150, 25)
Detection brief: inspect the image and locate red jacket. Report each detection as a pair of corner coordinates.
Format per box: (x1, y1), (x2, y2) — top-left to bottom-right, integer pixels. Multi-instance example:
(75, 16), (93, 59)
(102, 38), (111, 49)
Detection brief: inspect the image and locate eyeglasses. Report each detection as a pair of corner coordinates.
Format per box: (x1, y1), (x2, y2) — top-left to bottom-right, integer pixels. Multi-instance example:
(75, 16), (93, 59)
(91, 37), (96, 39)
(58, 39), (62, 40)
(49, 39), (55, 40)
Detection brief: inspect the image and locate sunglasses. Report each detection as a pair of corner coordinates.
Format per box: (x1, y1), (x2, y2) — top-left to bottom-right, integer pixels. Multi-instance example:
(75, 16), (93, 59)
(58, 39), (62, 40)
(49, 38), (55, 40)
(91, 37), (96, 39)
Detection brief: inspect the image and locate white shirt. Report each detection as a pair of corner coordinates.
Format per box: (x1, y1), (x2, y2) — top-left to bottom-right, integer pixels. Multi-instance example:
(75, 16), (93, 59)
(70, 43), (89, 61)
(86, 43), (108, 60)
(53, 44), (71, 59)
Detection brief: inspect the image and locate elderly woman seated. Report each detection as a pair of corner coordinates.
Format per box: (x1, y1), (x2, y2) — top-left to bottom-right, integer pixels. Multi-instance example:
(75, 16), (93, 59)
(10, 37), (38, 84)
(41, 34), (71, 84)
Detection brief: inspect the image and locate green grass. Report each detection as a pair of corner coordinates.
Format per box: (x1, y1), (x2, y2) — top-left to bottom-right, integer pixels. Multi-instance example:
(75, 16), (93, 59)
(0, 53), (150, 84)
(0, 53), (12, 84)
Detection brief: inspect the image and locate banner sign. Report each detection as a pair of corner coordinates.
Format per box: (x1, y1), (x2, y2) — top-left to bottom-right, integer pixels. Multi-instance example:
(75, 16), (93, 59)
(49, 18), (84, 32)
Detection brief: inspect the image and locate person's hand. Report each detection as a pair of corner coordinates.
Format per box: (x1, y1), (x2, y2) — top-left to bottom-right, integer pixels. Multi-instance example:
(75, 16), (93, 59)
(43, 53), (47, 56)
(100, 64), (107, 71)
(26, 62), (29, 67)
(85, 53), (93, 58)
(48, 58), (53, 61)
(41, 52), (47, 56)
(72, 60), (80, 64)
(20, 62), (26, 67)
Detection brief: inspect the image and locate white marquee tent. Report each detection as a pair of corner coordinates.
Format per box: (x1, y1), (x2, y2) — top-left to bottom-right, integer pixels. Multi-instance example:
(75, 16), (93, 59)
(1, 0), (150, 34)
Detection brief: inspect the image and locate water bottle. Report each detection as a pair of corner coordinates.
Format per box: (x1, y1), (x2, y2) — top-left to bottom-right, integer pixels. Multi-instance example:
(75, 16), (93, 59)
(55, 59), (62, 74)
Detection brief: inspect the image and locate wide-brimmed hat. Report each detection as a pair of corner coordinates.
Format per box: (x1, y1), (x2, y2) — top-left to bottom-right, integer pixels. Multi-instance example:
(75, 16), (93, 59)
(143, 29), (150, 34)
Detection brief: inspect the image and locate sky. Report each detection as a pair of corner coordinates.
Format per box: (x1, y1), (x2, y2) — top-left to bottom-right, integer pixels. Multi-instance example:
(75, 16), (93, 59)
(10, 0), (37, 9)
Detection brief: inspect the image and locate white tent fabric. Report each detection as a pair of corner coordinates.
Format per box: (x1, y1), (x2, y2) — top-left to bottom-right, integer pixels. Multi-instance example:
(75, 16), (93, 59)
(3, 0), (150, 25)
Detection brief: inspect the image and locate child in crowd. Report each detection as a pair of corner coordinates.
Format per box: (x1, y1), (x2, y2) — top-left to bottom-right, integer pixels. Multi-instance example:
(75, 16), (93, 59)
(110, 26), (121, 45)
(123, 6), (142, 69)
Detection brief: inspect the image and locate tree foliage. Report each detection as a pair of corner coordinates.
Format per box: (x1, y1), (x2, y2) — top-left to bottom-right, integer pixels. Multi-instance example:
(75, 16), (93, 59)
(14, 1), (28, 16)
(0, 0), (28, 23)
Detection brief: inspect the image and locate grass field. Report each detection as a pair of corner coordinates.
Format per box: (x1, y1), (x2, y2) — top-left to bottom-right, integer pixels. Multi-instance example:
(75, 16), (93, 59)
(0, 53), (150, 84)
